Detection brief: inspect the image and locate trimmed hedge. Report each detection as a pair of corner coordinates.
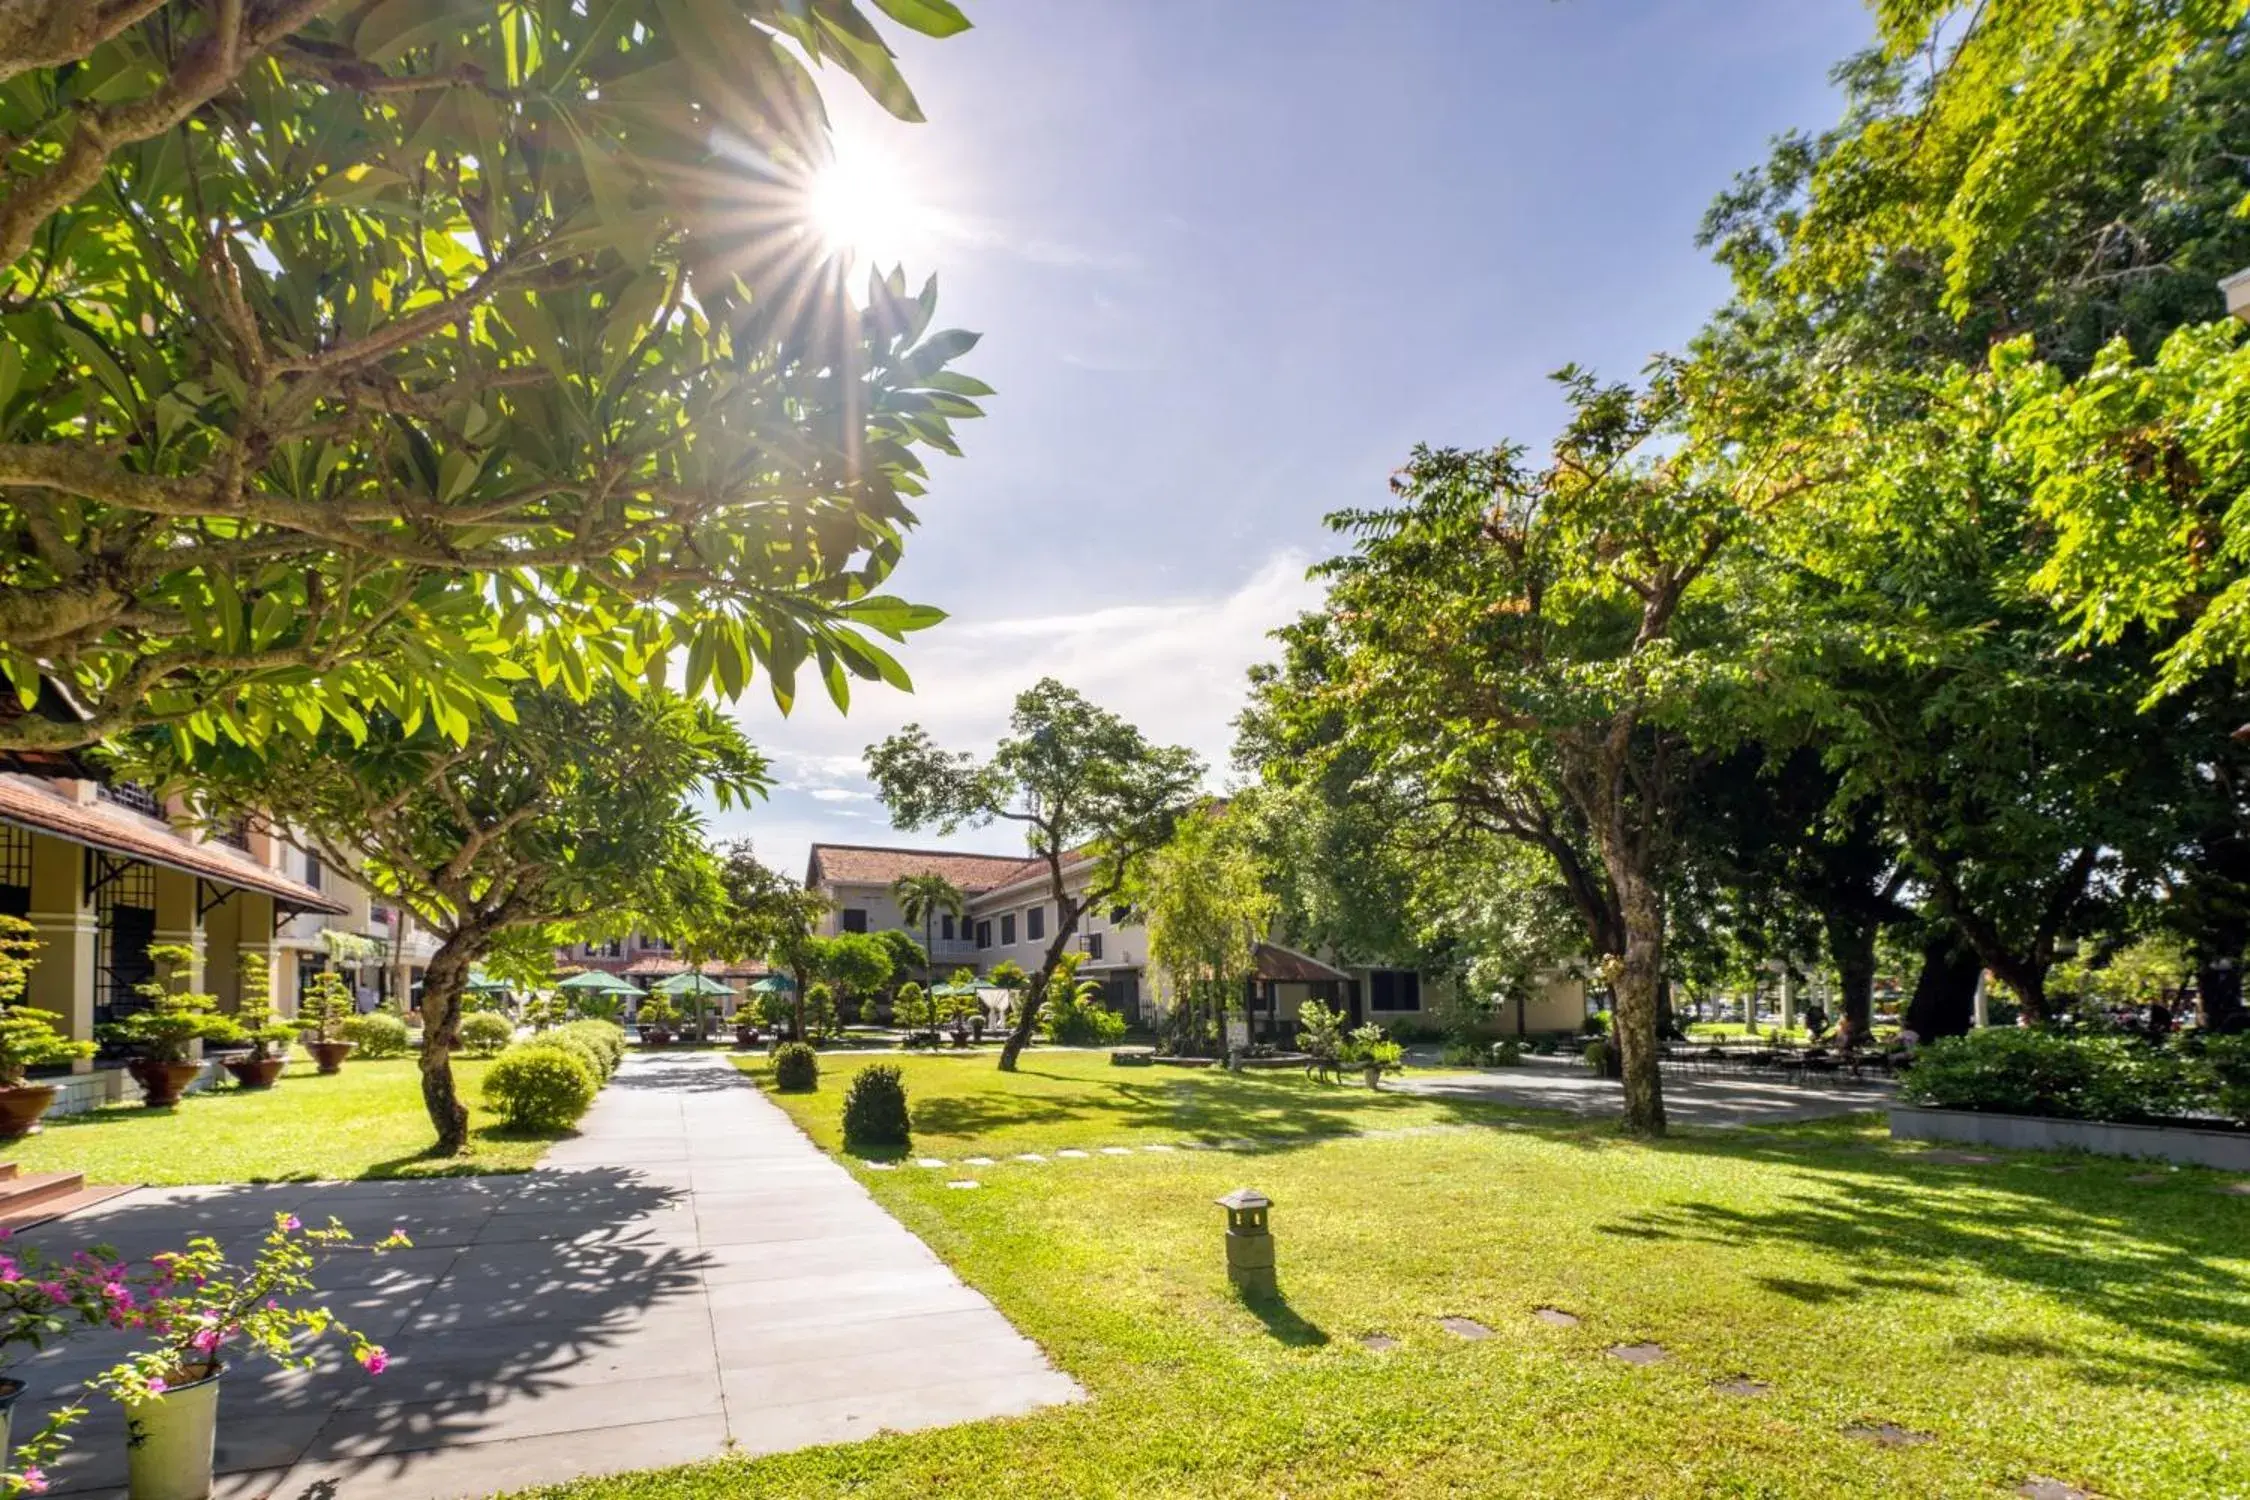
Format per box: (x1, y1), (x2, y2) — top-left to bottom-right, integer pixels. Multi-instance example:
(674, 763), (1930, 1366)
(841, 1064), (910, 1146)
(1901, 1029), (2242, 1126)
(458, 1012), (513, 1056)
(553, 1019), (626, 1078)
(340, 1011), (411, 1059)
(482, 1042), (597, 1130)
(773, 1041), (819, 1092)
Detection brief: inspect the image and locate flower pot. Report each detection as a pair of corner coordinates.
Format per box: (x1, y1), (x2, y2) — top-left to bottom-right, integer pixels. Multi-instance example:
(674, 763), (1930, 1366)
(306, 1041), (355, 1075)
(1363, 1065), (1383, 1090)
(0, 1082), (59, 1139)
(733, 1026), (761, 1050)
(642, 1028), (672, 1047)
(130, 1060), (204, 1108)
(123, 1362), (222, 1500)
(222, 1057), (285, 1090)
(0, 1374), (23, 1455)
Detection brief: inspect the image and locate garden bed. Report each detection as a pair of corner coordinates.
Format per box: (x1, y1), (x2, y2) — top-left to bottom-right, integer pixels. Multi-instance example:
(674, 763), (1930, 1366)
(1890, 1105), (2250, 1170)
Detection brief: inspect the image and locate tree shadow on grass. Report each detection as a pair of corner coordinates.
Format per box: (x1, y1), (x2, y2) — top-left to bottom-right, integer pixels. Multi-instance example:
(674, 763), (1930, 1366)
(1593, 1127), (2250, 1390)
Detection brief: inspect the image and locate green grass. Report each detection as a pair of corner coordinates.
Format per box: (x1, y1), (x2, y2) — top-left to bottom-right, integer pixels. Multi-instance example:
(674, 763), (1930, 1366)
(5, 1058), (561, 1184)
(520, 1052), (2250, 1499)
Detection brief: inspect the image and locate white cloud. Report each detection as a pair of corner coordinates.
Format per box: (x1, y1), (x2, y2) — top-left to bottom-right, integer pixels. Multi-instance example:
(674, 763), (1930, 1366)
(708, 550), (1326, 873)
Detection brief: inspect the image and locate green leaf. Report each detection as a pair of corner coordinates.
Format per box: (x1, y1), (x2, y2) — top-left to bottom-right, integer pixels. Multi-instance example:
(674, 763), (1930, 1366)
(870, 0), (972, 38)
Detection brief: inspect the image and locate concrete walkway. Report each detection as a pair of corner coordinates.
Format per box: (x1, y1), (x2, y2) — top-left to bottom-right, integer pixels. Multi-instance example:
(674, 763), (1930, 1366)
(1393, 1056), (1897, 1127)
(22, 1052), (1078, 1498)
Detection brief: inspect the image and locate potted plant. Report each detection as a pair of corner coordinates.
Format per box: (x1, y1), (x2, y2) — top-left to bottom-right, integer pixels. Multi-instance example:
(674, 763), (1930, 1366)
(0, 1235), (139, 1490)
(0, 915), (95, 1138)
(636, 994), (679, 1046)
(295, 972), (357, 1075)
(99, 946), (230, 1108)
(94, 1213), (407, 1500)
(209, 954), (293, 1091)
(1349, 1024), (1404, 1090)
(732, 996), (765, 1049)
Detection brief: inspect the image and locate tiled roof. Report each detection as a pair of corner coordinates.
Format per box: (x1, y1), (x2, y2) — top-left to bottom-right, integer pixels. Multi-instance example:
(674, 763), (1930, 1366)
(0, 773), (344, 913)
(1252, 943), (1352, 984)
(807, 843), (1042, 893)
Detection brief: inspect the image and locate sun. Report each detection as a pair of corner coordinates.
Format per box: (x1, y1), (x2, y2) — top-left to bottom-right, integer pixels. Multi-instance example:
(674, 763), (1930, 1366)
(803, 150), (928, 268)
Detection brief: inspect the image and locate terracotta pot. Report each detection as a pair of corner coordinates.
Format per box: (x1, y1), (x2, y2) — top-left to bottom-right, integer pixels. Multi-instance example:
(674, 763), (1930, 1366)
(130, 1060), (204, 1108)
(0, 1083), (58, 1140)
(122, 1362), (222, 1500)
(306, 1040), (356, 1075)
(733, 1025), (762, 1050)
(642, 1027), (673, 1047)
(222, 1056), (286, 1090)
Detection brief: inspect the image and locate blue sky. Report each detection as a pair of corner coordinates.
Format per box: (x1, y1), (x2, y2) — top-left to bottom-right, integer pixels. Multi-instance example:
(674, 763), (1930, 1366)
(718, 0), (1880, 877)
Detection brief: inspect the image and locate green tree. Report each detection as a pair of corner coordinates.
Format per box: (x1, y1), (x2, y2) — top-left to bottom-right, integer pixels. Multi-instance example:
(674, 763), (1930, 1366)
(706, 843), (830, 1041)
(866, 679), (1202, 1070)
(1137, 805), (1274, 1055)
(889, 872), (965, 991)
(141, 682), (760, 1153)
(871, 927), (928, 1002)
(1284, 364), (1808, 1136)
(813, 932), (893, 1027)
(0, 0), (979, 756)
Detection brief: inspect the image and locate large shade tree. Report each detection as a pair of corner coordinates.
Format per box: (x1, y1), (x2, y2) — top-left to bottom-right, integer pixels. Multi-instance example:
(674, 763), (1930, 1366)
(866, 679), (1202, 1070)
(0, 0), (979, 754)
(702, 842), (829, 1039)
(138, 682), (763, 1153)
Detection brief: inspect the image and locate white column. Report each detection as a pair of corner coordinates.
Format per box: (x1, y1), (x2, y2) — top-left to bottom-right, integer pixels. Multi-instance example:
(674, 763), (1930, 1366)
(1779, 968), (1797, 1031)
(1971, 969), (1989, 1028)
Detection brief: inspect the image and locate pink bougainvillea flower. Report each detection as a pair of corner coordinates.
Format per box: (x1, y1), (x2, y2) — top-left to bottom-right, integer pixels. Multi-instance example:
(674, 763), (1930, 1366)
(280, 1215), (302, 1232)
(358, 1346), (389, 1375)
(145, 1377), (166, 1395)
(20, 1464), (46, 1493)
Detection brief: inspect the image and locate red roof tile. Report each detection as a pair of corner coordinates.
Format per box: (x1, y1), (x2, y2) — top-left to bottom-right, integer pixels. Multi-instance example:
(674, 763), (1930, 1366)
(0, 774), (343, 913)
(807, 843), (1042, 893)
(1252, 944), (1352, 984)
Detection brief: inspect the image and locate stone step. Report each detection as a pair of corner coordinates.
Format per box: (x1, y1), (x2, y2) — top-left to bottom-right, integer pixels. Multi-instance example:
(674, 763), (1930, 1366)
(0, 1169), (91, 1229)
(0, 1182), (133, 1232)
(0, 1160), (18, 1182)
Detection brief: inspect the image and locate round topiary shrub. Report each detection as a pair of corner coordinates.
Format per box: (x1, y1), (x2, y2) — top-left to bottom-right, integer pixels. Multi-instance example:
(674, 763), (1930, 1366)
(840, 1063), (910, 1147)
(542, 1030), (608, 1085)
(458, 1012), (514, 1057)
(482, 1043), (598, 1130)
(772, 1041), (819, 1092)
(340, 1011), (411, 1059)
(555, 1019), (626, 1077)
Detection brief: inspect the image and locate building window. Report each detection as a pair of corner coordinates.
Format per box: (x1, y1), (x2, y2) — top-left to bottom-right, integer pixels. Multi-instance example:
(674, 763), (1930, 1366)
(92, 858), (157, 1027)
(999, 913), (1016, 946)
(975, 920), (992, 950)
(1082, 932), (1103, 961)
(0, 825), (28, 918)
(1367, 969), (1421, 1012)
(1026, 905), (1045, 942)
(940, 914), (955, 941)
(216, 818), (250, 851)
(303, 850), (323, 892)
(641, 933), (671, 952)
(840, 909), (868, 934)
(98, 781), (161, 817)
(600, 939), (622, 958)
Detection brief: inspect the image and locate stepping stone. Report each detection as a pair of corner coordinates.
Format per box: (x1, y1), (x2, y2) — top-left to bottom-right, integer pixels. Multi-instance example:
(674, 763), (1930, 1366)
(1056, 1149), (1089, 1159)
(1143, 1144), (1177, 1152)
(1013, 1153), (1047, 1164)
(1713, 1377), (1771, 1397)
(1437, 1316), (1490, 1340)
(1220, 1139), (1257, 1150)
(1358, 1333), (1399, 1352)
(2126, 1172), (2171, 1184)
(962, 1156), (995, 1166)
(1533, 1307), (1580, 1329)
(2219, 1180), (2250, 1196)
(945, 1180), (980, 1190)
(1915, 1150), (1998, 1165)
(914, 1158), (948, 1169)
(1100, 1147), (1135, 1156)
(862, 1161), (895, 1171)
(2018, 1480), (2089, 1500)
(1844, 1423), (1934, 1448)
(1608, 1343), (1668, 1366)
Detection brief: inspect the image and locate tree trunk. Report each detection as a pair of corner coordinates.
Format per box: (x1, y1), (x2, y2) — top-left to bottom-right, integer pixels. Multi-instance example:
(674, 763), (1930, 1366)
(998, 903), (1085, 1072)
(1903, 929), (1980, 1040)
(789, 962), (808, 1041)
(419, 934), (478, 1156)
(1827, 911), (1879, 1035)
(2198, 955), (2247, 1033)
(1609, 870), (1667, 1138)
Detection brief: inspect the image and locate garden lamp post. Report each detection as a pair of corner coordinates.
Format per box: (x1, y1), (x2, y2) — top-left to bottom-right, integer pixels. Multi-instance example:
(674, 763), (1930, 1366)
(1216, 1187), (1276, 1298)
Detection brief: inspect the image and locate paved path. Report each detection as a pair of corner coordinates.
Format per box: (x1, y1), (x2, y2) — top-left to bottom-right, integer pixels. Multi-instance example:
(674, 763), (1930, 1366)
(22, 1052), (1078, 1498)
(1392, 1057), (1897, 1127)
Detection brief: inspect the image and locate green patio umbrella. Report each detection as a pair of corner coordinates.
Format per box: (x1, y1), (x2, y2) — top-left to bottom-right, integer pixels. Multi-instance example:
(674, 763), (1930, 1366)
(466, 971), (511, 994)
(654, 972), (733, 997)
(749, 975), (794, 994)
(557, 969), (638, 994)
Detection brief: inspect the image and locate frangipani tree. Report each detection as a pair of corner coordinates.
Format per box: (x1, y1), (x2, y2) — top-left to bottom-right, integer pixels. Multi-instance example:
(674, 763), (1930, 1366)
(867, 680), (1202, 1070)
(0, 0), (979, 754)
(139, 682), (762, 1154)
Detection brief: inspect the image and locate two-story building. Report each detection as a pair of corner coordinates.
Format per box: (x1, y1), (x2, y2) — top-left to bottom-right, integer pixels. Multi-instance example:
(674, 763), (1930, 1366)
(804, 841), (1486, 1038)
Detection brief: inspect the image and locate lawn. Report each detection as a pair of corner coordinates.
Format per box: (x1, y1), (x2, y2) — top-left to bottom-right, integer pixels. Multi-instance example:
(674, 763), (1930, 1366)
(5, 1058), (561, 1184)
(522, 1052), (2250, 1499)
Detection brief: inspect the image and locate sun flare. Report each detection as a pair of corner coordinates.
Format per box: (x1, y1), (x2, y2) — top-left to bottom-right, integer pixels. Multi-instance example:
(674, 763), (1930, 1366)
(804, 151), (927, 267)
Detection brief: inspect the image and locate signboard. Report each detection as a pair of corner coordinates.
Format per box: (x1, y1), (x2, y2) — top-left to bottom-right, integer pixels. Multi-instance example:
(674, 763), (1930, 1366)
(1225, 1018), (1251, 1052)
